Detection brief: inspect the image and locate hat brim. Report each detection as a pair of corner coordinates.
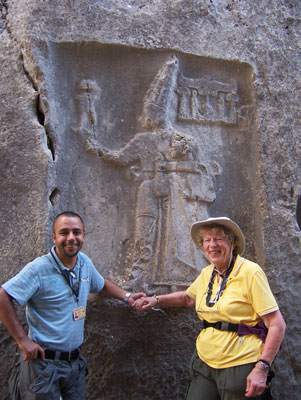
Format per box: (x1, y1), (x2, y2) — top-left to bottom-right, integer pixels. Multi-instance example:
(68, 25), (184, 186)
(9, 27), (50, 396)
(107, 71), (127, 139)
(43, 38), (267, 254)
(191, 217), (245, 256)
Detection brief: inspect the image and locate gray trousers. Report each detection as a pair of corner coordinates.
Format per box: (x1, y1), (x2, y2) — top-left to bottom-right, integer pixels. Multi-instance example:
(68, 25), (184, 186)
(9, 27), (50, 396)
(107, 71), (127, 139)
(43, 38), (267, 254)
(9, 354), (87, 400)
(186, 350), (267, 400)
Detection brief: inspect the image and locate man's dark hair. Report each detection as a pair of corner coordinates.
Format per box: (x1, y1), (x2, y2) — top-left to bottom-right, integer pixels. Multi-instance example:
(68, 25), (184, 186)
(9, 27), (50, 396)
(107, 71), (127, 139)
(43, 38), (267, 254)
(53, 211), (85, 232)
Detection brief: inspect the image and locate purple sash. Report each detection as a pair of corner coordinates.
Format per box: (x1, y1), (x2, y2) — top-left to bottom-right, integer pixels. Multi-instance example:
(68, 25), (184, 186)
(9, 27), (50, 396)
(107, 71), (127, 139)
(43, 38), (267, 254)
(238, 321), (268, 343)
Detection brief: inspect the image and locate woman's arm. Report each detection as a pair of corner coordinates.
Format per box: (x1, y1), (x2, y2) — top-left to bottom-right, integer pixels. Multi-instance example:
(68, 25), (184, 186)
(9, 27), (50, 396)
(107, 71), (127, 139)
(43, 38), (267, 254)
(245, 309), (286, 398)
(259, 310), (286, 363)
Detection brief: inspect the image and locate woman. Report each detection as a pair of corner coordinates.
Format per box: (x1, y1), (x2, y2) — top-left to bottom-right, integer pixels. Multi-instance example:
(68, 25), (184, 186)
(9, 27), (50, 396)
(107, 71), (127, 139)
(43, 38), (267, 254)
(135, 217), (286, 400)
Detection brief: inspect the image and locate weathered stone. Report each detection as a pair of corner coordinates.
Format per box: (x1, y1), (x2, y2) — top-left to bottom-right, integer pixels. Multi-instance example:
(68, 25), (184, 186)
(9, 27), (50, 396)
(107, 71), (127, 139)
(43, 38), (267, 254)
(0, 0), (300, 399)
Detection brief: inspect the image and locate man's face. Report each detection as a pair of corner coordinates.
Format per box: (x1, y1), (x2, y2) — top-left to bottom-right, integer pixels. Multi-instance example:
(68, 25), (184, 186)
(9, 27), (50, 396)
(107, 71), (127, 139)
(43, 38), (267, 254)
(52, 216), (85, 263)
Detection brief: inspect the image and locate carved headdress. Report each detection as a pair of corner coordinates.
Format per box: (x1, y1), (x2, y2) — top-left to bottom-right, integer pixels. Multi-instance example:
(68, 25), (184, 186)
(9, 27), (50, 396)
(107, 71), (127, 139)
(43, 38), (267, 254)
(139, 55), (179, 130)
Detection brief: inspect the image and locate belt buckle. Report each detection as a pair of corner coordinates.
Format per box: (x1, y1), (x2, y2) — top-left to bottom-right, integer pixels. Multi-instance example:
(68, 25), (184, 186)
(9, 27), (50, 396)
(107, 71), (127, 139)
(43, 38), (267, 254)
(68, 349), (78, 361)
(220, 321), (228, 331)
(67, 351), (73, 362)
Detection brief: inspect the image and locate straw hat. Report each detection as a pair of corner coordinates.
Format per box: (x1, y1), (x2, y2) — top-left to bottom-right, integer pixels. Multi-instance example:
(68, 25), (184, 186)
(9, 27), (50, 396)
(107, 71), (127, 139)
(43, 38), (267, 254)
(191, 217), (245, 255)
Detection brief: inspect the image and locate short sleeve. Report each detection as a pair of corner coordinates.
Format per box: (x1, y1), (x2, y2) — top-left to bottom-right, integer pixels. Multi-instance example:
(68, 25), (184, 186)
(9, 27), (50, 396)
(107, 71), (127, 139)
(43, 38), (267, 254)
(2, 263), (40, 306)
(186, 273), (203, 300)
(248, 269), (279, 316)
(89, 264), (105, 293)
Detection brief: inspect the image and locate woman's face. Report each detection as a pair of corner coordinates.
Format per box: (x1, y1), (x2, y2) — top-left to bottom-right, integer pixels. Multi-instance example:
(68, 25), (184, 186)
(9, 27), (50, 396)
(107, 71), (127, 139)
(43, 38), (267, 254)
(199, 228), (234, 271)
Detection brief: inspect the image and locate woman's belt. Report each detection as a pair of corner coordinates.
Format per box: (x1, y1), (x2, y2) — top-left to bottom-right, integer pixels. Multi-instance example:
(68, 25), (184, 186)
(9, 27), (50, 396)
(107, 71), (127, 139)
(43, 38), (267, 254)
(202, 320), (268, 342)
(203, 320), (238, 332)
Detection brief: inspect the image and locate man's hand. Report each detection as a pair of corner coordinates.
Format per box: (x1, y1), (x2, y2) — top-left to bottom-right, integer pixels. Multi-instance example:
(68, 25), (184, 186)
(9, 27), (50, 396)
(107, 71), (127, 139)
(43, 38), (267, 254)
(127, 292), (146, 308)
(18, 337), (45, 361)
(245, 366), (267, 397)
(0, 288), (45, 362)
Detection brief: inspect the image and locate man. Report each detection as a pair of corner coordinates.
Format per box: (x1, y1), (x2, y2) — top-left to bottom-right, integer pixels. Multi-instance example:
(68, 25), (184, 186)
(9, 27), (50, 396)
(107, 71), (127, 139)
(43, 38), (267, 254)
(0, 211), (145, 400)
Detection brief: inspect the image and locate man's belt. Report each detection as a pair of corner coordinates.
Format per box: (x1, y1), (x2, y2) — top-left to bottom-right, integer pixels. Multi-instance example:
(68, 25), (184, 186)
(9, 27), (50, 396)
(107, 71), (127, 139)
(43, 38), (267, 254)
(43, 349), (80, 362)
(202, 320), (239, 332)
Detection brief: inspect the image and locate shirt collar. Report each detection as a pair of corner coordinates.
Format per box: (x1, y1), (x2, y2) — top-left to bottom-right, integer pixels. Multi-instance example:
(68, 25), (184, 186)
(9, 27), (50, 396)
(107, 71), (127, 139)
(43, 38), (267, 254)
(50, 245), (81, 272)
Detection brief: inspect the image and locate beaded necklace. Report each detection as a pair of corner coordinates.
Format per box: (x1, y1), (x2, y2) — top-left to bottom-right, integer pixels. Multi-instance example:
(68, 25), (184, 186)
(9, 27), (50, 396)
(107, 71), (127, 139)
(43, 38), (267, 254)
(206, 256), (235, 307)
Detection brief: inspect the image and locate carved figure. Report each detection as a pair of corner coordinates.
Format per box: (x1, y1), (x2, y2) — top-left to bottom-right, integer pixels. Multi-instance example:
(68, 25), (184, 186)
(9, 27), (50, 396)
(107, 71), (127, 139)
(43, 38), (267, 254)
(88, 127), (219, 289)
(158, 132), (217, 283)
(73, 79), (100, 138)
(80, 56), (220, 289)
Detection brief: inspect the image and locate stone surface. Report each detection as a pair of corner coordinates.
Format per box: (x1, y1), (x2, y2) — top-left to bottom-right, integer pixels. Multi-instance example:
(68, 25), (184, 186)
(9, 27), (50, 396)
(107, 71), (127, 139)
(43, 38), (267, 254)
(0, 0), (300, 399)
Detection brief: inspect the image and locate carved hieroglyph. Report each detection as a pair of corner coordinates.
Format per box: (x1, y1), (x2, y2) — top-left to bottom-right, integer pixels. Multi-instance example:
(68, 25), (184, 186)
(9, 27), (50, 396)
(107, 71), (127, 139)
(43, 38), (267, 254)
(74, 56), (246, 291)
(176, 74), (238, 124)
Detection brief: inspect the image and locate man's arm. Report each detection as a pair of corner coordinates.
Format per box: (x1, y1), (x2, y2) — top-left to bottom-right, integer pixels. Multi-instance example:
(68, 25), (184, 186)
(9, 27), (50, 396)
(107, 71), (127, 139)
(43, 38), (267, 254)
(0, 287), (45, 360)
(100, 278), (146, 307)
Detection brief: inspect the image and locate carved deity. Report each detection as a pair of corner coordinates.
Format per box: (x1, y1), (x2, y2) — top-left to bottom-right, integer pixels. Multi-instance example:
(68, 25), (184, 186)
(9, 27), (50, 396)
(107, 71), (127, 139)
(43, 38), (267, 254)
(77, 57), (226, 290)
(82, 57), (220, 290)
(88, 127), (218, 290)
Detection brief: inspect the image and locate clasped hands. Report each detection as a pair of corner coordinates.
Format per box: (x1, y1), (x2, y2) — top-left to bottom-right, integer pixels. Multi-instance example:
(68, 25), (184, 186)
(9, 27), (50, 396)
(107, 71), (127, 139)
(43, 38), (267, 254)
(134, 295), (158, 312)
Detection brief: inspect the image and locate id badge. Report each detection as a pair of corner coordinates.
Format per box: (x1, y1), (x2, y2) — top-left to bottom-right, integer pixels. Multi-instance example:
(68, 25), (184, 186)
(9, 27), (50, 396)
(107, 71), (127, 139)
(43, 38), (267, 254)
(73, 306), (86, 321)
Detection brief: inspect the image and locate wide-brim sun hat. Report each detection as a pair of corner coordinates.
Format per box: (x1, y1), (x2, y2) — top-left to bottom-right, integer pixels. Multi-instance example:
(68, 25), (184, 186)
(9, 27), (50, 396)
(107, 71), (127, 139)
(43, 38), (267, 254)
(191, 217), (245, 256)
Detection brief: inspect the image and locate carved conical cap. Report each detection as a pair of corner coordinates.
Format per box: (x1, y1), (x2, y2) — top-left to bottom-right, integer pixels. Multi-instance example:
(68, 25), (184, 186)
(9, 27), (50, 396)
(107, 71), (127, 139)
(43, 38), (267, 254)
(139, 55), (178, 129)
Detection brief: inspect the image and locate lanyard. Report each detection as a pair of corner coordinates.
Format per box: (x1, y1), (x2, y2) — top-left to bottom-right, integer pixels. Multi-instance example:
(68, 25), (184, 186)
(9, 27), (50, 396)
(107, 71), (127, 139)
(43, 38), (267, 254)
(50, 249), (81, 304)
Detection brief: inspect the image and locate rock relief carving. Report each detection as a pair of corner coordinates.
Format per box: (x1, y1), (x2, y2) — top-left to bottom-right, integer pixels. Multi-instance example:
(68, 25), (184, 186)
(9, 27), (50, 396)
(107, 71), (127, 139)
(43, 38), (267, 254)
(78, 56), (224, 290)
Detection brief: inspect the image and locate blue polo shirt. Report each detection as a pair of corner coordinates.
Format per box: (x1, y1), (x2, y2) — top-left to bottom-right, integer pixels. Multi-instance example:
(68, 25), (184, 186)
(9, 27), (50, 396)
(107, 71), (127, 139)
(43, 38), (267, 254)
(2, 246), (105, 351)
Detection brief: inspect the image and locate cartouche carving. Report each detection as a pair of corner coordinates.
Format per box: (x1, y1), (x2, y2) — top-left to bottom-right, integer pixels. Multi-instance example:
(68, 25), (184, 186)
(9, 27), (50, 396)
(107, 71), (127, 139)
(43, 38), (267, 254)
(176, 74), (239, 124)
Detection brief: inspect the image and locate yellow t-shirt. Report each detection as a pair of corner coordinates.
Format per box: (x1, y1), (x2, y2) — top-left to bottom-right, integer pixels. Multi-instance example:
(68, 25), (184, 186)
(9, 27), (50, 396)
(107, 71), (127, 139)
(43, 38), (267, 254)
(186, 255), (279, 369)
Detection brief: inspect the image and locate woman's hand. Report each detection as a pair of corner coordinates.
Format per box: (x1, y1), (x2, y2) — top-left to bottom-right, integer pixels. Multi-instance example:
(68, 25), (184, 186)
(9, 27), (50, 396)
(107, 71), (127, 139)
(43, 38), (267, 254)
(245, 364), (267, 397)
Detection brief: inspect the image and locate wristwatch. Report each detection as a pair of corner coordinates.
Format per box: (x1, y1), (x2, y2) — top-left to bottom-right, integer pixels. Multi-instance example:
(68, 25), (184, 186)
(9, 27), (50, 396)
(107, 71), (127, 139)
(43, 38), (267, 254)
(257, 359), (271, 373)
(123, 292), (132, 304)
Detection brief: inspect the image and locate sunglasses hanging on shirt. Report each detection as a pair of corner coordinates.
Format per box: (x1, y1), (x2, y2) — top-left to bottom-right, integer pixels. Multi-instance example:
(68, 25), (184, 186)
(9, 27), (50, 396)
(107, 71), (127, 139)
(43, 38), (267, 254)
(50, 249), (81, 301)
(61, 269), (80, 298)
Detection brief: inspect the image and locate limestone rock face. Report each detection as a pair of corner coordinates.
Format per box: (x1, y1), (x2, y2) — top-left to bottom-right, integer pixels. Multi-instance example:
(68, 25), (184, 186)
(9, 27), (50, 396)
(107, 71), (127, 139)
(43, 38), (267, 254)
(0, 1), (300, 399)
